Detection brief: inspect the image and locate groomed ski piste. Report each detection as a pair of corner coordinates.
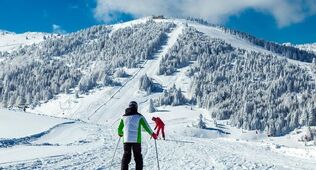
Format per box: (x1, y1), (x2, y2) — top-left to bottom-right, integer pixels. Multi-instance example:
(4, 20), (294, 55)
(1, 18), (316, 170)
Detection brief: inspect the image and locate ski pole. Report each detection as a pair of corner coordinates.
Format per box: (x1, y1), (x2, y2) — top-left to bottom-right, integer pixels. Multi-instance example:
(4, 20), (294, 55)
(110, 137), (121, 170)
(154, 140), (160, 170)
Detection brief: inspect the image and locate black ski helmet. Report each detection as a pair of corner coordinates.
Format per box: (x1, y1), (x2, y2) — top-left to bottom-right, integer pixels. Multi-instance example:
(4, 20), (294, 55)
(129, 101), (138, 109)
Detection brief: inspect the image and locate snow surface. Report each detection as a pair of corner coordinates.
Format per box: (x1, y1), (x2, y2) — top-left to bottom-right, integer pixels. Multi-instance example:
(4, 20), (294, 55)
(284, 42), (316, 54)
(296, 43), (316, 54)
(109, 17), (152, 36)
(0, 109), (68, 139)
(0, 31), (50, 52)
(1, 106), (315, 169)
(1, 18), (316, 169)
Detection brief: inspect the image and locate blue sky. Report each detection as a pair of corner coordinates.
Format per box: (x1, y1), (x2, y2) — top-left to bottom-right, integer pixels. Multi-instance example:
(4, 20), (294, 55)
(0, 0), (315, 44)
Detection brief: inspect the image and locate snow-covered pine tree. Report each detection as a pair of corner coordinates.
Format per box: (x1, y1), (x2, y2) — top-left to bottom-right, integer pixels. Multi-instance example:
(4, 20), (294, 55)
(306, 126), (314, 141)
(159, 26), (316, 135)
(74, 90), (79, 99)
(148, 99), (156, 113)
(197, 114), (206, 129)
(139, 74), (153, 93)
(156, 84), (186, 106)
(114, 68), (128, 78)
(0, 21), (175, 107)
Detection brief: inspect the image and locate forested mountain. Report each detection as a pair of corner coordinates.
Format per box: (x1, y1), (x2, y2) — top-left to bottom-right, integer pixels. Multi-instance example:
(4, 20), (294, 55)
(159, 27), (316, 135)
(0, 20), (175, 107)
(186, 17), (316, 62)
(222, 28), (316, 62)
(0, 17), (315, 136)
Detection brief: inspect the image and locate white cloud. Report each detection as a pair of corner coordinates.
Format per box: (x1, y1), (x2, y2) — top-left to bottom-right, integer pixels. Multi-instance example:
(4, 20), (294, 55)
(94, 0), (316, 28)
(52, 24), (66, 34)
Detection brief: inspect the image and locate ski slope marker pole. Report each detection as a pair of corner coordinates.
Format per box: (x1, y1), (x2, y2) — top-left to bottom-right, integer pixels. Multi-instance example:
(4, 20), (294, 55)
(110, 137), (121, 170)
(154, 140), (160, 170)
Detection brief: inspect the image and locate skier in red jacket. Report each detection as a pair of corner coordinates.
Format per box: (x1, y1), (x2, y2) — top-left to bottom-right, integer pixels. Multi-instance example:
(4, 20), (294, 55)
(152, 117), (165, 140)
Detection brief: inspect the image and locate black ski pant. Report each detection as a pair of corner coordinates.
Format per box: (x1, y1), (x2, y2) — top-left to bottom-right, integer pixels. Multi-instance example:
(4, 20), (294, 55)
(121, 143), (143, 170)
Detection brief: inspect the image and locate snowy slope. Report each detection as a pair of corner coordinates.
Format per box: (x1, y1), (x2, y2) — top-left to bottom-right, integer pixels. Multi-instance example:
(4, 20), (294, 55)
(296, 43), (316, 54)
(0, 109), (106, 164)
(1, 106), (316, 169)
(87, 23), (184, 125)
(0, 30), (52, 52)
(1, 18), (316, 169)
(110, 16), (152, 36)
(0, 109), (69, 139)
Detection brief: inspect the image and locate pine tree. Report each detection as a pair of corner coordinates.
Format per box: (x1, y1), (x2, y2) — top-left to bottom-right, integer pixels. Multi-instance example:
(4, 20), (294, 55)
(74, 90), (79, 99)
(197, 114), (206, 129)
(306, 126), (313, 141)
(148, 99), (156, 113)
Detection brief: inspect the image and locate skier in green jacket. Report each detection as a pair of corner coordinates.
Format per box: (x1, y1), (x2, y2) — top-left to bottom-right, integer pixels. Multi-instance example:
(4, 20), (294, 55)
(118, 101), (157, 170)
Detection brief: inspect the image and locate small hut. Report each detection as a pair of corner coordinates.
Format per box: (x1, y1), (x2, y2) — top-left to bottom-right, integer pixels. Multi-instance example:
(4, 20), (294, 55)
(153, 15), (164, 19)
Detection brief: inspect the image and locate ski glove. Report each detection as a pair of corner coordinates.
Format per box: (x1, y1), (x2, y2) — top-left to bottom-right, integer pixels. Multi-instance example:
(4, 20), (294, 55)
(118, 134), (123, 137)
(151, 133), (158, 140)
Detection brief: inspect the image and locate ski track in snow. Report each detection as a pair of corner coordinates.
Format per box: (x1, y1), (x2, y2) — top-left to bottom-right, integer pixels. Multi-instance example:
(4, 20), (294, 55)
(0, 121), (75, 148)
(1, 20), (316, 170)
(2, 134), (315, 170)
(87, 23), (184, 125)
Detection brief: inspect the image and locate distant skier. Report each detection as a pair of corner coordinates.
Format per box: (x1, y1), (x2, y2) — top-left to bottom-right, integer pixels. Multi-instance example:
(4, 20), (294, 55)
(118, 101), (157, 170)
(152, 117), (165, 140)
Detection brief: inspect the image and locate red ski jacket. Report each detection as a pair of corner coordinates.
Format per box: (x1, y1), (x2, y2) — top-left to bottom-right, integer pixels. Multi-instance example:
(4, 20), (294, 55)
(154, 117), (165, 129)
